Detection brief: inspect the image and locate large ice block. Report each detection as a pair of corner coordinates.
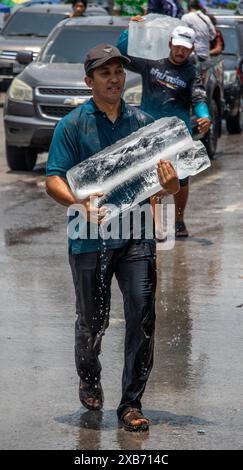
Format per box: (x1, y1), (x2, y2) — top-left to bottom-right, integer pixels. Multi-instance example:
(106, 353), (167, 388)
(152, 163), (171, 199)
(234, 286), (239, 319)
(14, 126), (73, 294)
(128, 14), (183, 60)
(67, 116), (210, 219)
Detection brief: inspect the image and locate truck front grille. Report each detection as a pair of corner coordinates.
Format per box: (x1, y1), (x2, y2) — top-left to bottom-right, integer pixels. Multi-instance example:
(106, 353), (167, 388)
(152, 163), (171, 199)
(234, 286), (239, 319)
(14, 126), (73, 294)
(0, 50), (38, 61)
(36, 86), (92, 120)
(38, 87), (92, 96)
(0, 67), (13, 76)
(0, 50), (18, 61)
(40, 105), (75, 118)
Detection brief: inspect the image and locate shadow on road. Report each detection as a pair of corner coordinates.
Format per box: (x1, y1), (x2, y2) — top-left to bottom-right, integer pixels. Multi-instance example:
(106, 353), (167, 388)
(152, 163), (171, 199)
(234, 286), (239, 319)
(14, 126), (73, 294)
(176, 236), (214, 246)
(55, 408), (212, 431)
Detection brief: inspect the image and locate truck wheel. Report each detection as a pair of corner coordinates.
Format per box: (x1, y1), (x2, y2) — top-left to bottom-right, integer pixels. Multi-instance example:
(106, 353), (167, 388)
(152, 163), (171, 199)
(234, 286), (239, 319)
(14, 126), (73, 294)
(226, 111), (242, 134)
(6, 145), (37, 171)
(202, 100), (219, 159)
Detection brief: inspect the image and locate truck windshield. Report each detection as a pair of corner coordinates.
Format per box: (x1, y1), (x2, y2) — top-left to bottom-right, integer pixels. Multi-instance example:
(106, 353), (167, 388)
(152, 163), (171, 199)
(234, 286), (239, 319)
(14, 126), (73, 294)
(218, 26), (238, 55)
(2, 12), (68, 37)
(40, 27), (124, 63)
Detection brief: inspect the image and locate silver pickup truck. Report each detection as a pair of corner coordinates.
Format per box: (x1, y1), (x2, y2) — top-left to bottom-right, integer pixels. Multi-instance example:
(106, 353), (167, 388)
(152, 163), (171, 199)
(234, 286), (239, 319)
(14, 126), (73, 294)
(3, 15), (224, 171)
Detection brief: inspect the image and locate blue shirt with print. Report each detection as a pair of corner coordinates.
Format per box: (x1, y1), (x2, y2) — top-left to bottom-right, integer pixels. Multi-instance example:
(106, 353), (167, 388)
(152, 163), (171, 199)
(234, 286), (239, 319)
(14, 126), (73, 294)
(117, 30), (210, 133)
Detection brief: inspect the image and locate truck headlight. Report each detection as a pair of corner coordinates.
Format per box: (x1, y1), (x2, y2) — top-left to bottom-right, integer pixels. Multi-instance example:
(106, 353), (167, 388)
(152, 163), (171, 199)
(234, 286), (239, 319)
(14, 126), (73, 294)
(8, 78), (33, 102)
(123, 84), (142, 106)
(224, 70), (237, 86)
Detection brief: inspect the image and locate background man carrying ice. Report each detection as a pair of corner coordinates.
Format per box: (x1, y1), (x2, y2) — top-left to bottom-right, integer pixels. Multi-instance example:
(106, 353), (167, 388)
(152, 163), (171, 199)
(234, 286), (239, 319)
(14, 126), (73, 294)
(46, 44), (179, 432)
(117, 22), (211, 237)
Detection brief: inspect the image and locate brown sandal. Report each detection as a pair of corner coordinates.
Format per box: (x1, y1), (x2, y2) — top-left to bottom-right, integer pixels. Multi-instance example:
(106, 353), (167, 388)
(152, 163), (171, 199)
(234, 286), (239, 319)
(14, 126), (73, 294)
(175, 221), (189, 238)
(119, 408), (150, 432)
(79, 379), (104, 411)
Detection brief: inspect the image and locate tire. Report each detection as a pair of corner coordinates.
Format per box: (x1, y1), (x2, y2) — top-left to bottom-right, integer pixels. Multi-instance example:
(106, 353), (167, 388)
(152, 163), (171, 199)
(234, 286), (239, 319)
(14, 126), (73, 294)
(226, 111), (242, 134)
(6, 145), (37, 171)
(202, 99), (219, 159)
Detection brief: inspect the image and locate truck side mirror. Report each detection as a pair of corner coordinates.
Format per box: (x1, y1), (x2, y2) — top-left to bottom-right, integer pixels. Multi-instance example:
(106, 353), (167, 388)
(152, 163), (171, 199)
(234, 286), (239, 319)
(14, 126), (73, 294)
(16, 50), (34, 65)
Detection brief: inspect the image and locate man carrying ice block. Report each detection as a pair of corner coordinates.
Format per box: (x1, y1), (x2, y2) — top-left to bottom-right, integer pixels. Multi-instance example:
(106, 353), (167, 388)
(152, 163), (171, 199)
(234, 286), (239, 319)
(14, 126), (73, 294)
(117, 22), (211, 237)
(46, 43), (180, 432)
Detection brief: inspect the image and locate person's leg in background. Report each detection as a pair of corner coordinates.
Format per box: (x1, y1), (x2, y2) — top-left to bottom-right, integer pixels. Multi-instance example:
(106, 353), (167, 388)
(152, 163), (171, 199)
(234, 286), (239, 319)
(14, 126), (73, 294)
(150, 193), (167, 242)
(174, 177), (189, 237)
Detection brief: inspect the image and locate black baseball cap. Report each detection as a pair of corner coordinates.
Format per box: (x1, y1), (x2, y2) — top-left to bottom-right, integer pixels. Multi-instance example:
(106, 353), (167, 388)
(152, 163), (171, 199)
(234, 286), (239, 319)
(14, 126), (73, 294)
(84, 44), (130, 74)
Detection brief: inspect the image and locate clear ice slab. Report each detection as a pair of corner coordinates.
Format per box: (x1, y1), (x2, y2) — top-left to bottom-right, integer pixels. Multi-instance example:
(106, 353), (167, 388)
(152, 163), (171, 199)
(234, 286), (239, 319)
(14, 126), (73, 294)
(128, 13), (184, 61)
(67, 116), (210, 219)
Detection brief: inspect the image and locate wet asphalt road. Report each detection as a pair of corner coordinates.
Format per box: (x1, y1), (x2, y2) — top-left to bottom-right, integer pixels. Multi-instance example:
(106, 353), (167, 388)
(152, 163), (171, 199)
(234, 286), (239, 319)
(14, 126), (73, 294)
(0, 108), (243, 450)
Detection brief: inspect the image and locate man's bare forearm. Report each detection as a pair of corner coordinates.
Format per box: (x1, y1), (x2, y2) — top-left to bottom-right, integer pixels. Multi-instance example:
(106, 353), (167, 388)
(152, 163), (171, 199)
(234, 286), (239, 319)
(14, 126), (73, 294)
(46, 175), (76, 207)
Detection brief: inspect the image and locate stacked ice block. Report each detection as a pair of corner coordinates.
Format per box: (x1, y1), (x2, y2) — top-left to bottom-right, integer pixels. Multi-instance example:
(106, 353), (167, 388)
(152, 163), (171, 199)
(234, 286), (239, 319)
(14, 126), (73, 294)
(128, 13), (184, 60)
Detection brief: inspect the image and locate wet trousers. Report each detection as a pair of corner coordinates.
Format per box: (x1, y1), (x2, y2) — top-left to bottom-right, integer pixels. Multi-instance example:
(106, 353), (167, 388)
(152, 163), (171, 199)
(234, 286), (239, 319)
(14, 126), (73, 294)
(69, 240), (157, 418)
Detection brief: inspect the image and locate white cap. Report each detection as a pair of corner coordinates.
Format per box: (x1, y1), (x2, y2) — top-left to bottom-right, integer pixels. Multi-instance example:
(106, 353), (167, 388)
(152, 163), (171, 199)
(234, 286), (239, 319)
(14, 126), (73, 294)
(171, 26), (196, 49)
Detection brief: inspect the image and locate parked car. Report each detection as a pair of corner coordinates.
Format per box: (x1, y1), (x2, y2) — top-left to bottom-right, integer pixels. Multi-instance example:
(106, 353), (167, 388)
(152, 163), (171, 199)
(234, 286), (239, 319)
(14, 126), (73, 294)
(0, 2), (107, 91)
(3, 15), (224, 170)
(215, 15), (243, 133)
(235, 1), (243, 15)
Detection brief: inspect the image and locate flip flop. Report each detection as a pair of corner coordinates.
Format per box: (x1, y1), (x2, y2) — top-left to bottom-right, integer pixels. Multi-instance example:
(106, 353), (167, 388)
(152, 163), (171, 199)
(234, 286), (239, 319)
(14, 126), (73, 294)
(119, 408), (150, 432)
(175, 221), (189, 238)
(79, 379), (104, 411)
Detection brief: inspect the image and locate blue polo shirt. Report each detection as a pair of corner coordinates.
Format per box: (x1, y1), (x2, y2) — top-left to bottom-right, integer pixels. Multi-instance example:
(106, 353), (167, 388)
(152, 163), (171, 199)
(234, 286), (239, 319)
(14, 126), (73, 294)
(47, 98), (155, 254)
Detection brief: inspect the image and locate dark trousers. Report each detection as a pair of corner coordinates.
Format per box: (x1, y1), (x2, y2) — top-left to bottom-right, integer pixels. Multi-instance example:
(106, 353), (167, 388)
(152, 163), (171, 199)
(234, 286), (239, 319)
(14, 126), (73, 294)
(69, 240), (157, 418)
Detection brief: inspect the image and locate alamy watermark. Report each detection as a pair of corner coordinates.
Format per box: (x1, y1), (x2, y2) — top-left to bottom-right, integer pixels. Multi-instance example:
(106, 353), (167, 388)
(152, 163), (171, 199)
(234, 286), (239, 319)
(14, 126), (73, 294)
(67, 200), (176, 251)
